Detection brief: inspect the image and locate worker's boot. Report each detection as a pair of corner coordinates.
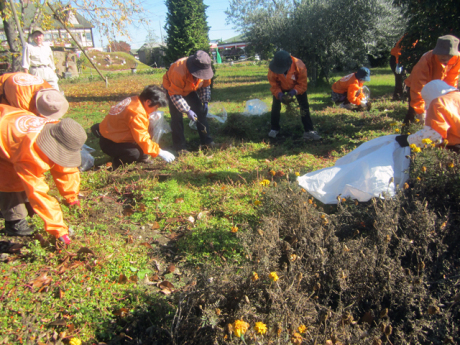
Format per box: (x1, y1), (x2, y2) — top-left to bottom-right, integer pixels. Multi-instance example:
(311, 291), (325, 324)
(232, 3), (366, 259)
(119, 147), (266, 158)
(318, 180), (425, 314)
(4, 219), (35, 236)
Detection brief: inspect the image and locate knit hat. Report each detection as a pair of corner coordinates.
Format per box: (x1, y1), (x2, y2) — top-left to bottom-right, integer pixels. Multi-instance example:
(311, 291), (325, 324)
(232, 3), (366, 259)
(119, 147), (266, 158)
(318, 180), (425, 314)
(269, 50), (292, 74)
(186, 50), (214, 79)
(36, 118), (87, 168)
(421, 80), (458, 110)
(432, 35), (459, 56)
(355, 67), (371, 82)
(35, 89), (69, 120)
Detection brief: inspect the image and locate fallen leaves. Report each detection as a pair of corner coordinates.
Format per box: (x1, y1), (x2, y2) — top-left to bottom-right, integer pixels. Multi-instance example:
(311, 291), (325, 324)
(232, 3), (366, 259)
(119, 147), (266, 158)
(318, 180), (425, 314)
(29, 272), (52, 291)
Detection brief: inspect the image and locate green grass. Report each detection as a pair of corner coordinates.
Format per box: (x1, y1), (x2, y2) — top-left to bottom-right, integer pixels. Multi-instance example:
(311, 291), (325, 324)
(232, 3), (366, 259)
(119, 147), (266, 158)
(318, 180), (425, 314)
(0, 64), (410, 344)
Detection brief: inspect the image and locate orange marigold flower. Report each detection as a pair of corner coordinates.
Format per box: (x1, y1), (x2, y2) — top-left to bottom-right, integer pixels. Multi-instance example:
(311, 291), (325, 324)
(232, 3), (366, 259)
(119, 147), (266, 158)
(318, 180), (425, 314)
(233, 320), (249, 338)
(254, 322), (267, 335)
(269, 272), (279, 282)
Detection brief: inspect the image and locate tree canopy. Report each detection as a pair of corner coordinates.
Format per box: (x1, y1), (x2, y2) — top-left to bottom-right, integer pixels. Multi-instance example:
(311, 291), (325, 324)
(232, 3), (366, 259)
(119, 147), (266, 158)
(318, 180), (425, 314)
(393, 0), (460, 72)
(164, 0), (210, 65)
(226, 0), (405, 83)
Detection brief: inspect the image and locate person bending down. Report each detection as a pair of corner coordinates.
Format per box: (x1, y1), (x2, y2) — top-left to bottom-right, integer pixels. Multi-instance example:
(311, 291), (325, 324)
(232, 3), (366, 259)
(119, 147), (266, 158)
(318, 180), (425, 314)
(331, 67), (371, 111)
(98, 85), (175, 169)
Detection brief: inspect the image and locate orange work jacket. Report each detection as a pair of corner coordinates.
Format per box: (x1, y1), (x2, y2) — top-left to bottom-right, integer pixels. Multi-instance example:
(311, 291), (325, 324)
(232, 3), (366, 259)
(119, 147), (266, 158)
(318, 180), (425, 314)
(0, 104), (80, 238)
(162, 57), (211, 97)
(0, 72), (52, 115)
(405, 51), (460, 114)
(390, 37), (404, 64)
(425, 91), (460, 146)
(99, 96), (161, 157)
(331, 73), (365, 106)
(267, 56), (308, 97)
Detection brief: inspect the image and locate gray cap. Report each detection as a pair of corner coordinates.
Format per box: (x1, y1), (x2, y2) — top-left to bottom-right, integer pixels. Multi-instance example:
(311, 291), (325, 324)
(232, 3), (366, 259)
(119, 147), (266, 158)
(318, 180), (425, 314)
(31, 27), (45, 36)
(432, 35), (459, 56)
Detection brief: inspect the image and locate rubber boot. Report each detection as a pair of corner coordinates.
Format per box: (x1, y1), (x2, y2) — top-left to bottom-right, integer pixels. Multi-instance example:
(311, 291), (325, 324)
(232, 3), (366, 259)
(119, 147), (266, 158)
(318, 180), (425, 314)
(4, 219), (35, 236)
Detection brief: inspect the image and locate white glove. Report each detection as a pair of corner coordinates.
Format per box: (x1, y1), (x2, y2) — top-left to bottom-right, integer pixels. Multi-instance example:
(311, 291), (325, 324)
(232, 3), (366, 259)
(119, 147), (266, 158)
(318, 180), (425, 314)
(158, 149), (175, 163)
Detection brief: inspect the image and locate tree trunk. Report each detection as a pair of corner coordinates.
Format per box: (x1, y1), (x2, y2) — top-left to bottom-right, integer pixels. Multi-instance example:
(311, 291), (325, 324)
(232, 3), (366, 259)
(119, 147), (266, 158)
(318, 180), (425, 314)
(0, 0), (22, 71)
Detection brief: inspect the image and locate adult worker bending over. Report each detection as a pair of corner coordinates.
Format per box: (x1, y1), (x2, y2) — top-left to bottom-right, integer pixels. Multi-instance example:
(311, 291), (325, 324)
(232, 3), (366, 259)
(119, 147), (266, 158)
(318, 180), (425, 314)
(267, 50), (321, 140)
(331, 67), (371, 110)
(404, 35), (460, 124)
(0, 105), (86, 244)
(0, 72), (67, 117)
(98, 85), (175, 169)
(163, 50), (215, 152)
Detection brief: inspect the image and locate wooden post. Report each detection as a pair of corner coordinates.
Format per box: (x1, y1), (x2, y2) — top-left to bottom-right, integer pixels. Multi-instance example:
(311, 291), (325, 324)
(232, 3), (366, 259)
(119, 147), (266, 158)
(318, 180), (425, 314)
(47, 2), (108, 86)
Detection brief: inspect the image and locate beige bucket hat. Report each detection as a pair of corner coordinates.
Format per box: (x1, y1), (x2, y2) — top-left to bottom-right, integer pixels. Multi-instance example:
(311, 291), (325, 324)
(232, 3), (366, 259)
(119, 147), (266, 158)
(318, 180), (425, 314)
(36, 118), (87, 168)
(35, 89), (69, 120)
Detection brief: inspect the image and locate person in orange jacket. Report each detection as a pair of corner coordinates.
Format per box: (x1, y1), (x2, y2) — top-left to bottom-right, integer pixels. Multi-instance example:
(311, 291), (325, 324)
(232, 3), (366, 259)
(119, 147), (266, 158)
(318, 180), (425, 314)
(403, 35), (460, 124)
(395, 80), (459, 150)
(0, 105), (86, 244)
(331, 67), (371, 110)
(0, 72), (68, 118)
(163, 50), (215, 152)
(267, 50), (321, 140)
(98, 85), (175, 169)
(390, 36), (406, 101)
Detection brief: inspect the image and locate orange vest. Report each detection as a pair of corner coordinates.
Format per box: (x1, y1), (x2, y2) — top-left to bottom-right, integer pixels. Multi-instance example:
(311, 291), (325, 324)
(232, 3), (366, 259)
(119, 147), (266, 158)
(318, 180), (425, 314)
(331, 73), (365, 105)
(390, 37), (404, 64)
(267, 56), (308, 96)
(99, 96), (161, 157)
(425, 91), (460, 145)
(162, 57), (211, 97)
(0, 104), (80, 238)
(405, 51), (460, 114)
(0, 72), (52, 115)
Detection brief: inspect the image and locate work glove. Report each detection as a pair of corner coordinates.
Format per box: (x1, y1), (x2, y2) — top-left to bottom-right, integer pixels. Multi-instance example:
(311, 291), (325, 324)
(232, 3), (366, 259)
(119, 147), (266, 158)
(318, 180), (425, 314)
(158, 149), (175, 163)
(186, 109), (197, 121)
(68, 200), (81, 208)
(203, 102), (208, 115)
(395, 135), (409, 147)
(288, 89), (297, 97)
(277, 92), (284, 102)
(59, 234), (71, 245)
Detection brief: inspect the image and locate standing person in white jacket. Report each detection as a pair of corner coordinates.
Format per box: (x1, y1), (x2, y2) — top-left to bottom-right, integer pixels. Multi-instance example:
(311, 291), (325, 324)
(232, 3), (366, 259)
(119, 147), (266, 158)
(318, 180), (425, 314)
(22, 27), (60, 91)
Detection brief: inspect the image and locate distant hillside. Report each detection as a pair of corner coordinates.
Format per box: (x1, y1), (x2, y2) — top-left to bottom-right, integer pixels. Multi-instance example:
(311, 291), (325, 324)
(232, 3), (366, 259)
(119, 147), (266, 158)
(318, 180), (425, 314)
(81, 51), (149, 71)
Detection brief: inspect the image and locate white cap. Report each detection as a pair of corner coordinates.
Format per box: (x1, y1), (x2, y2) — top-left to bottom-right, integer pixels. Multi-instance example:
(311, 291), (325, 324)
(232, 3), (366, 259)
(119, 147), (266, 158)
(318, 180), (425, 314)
(421, 80), (457, 110)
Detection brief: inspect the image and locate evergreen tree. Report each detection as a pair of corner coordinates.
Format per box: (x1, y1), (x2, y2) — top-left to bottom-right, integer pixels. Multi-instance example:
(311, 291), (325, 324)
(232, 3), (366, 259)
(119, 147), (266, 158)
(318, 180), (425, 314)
(164, 0), (210, 65)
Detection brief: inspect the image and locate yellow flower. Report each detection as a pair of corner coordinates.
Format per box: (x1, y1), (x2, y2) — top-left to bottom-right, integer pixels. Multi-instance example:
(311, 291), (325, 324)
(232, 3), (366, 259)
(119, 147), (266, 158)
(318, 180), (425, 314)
(254, 321), (267, 335)
(252, 272), (259, 281)
(417, 176), (421, 181)
(422, 138), (432, 144)
(269, 170), (276, 176)
(395, 128), (400, 133)
(231, 226), (238, 233)
(301, 188), (306, 192)
(69, 338), (82, 345)
(422, 166), (427, 173)
(254, 200), (261, 206)
(444, 139), (449, 146)
(448, 162), (455, 168)
(291, 332), (303, 345)
(298, 324), (307, 334)
(295, 172), (300, 176)
(407, 132), (411, 135)
(260, 179), (270, 186)
(415, 118), (420, 123)
(409, 143), (417, 149)
(233, 320), (249, 338)
(269, 272), (279, 282)
(390, 122), (398, 127)
(413, 147), (422, 153)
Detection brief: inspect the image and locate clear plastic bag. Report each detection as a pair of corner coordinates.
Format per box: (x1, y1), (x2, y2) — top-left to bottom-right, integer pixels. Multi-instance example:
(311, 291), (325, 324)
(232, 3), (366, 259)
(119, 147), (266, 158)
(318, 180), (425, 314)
(358, 86), (371, 105)
(148, 111), (172, 143)
(242, 99), (268, 116)
(208, 104), (227, 123)
(79, 144), (95, 172)
(395, 64), (403, 74)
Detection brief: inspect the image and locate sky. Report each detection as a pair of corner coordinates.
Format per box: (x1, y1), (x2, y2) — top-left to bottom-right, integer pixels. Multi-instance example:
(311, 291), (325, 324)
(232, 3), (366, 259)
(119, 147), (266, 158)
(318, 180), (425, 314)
(92, 0), (240, 50)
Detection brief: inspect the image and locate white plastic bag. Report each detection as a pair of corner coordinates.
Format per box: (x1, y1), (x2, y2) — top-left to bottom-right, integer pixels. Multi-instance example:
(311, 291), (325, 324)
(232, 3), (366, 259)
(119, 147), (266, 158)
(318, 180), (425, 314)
(79, 144), (95, 172)
(242, 99), (268, 116)
(297, 135), (410, 204)
(148, 111), (171, 143)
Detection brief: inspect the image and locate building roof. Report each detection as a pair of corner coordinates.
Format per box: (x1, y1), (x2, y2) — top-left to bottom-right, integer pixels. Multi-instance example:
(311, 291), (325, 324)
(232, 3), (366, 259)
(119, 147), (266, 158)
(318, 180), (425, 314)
(220, 33), (247, 44)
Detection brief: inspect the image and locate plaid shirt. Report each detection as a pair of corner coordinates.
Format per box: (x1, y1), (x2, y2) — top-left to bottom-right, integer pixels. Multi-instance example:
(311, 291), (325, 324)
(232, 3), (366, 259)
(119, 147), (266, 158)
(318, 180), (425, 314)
(170, 86), (211, 113)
